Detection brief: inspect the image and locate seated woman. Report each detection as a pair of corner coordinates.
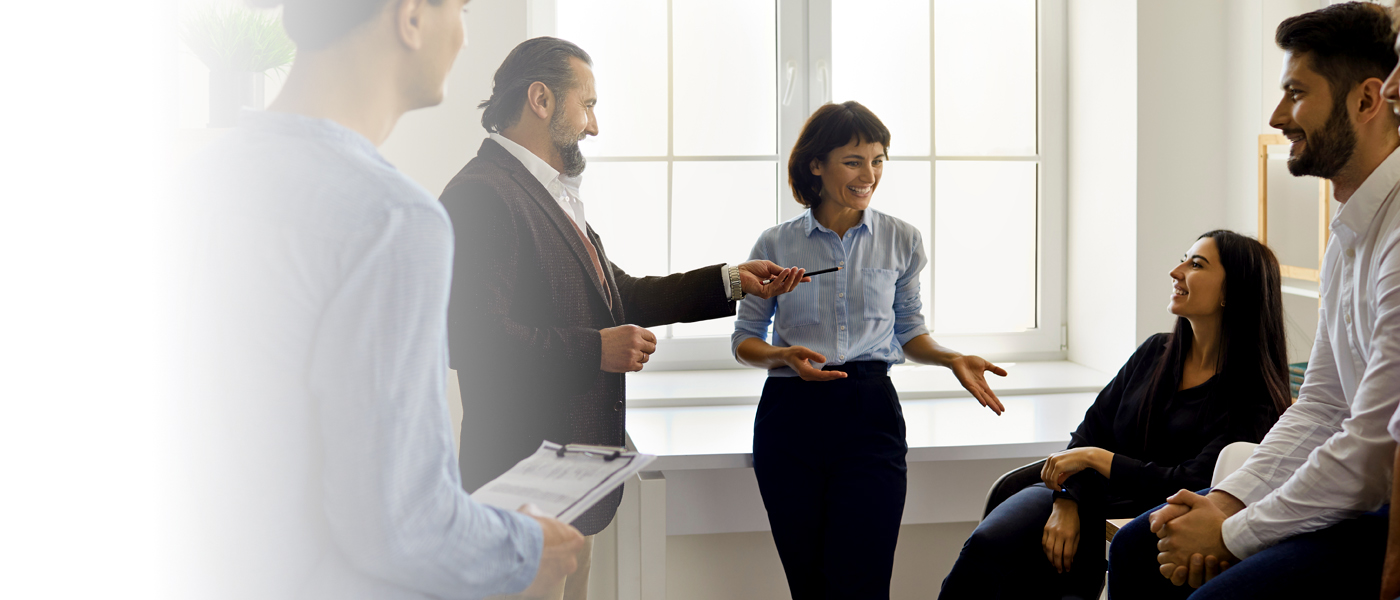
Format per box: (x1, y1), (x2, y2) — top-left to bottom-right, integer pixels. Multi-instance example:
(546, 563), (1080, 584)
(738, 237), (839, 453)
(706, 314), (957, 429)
(938, 230), (1291, 600)
(732, 101), (1008, 600)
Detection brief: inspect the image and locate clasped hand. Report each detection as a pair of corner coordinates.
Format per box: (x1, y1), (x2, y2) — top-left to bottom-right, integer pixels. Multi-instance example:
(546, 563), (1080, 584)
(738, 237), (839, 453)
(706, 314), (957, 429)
(1150, 490), (1239, 588)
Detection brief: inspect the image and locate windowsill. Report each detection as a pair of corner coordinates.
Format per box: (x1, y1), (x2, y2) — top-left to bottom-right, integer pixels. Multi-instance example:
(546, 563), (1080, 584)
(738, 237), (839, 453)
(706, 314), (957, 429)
(626, 361), (1111, 471)
(627, 360), (1109, 408)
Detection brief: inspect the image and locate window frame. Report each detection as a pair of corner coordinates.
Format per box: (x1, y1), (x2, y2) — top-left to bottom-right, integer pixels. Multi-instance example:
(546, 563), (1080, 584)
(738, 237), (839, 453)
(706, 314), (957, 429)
(529, 0), (1068, 369)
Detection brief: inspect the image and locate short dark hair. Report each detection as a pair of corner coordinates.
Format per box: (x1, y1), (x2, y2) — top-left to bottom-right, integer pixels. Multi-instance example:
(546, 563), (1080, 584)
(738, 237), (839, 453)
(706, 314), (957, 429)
(479, 37), (593, 133)
(248, 0), (440, 52)
(1275, 2), (1398, 106)
(786, 101), (891, 209)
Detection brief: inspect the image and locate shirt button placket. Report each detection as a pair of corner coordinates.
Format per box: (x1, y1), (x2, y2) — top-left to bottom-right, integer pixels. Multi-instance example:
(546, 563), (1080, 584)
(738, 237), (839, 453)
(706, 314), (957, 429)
(836, 238), (847, 362)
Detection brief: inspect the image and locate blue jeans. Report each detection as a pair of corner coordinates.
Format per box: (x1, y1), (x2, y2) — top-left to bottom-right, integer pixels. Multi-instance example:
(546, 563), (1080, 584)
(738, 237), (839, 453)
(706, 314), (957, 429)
(1107, 489), (1388, 599)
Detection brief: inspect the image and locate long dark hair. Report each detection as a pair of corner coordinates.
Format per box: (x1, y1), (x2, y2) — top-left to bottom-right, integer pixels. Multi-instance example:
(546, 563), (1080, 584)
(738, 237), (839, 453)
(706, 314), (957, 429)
(1138, 230), (1291, 444)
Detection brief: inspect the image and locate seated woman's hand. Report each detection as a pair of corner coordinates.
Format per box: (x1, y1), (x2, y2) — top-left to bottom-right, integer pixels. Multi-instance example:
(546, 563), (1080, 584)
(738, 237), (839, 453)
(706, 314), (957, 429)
(1042, 497), (1081, 574)
(1041, 447), (1107, 489)
(781, 346), (848, 382)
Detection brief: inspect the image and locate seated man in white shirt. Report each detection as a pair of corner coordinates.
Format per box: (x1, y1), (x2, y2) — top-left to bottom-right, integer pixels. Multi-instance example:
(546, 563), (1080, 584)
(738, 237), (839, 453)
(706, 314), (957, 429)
(1108, 3), (1400, 599)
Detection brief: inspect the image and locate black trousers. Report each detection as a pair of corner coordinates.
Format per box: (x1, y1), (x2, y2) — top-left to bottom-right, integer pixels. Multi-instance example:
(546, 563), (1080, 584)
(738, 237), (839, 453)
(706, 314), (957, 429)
(938, 483), (1107, 600)
(752, 363), (908, 600)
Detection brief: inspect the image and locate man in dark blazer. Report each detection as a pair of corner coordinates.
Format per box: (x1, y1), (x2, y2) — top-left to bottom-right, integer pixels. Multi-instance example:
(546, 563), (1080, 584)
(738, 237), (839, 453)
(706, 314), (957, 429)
(439, 38), (806, 599)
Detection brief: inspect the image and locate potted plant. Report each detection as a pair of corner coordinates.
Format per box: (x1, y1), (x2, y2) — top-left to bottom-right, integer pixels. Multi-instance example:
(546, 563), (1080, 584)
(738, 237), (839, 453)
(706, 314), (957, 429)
(181, 5), (296, 127)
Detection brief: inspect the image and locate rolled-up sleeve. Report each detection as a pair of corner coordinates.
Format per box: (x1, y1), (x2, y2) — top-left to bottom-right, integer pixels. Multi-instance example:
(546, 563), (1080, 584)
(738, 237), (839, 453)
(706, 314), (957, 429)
(732, 235), (777, 356)
(893, 231), (929, 346)
(308, 204), (542, 598)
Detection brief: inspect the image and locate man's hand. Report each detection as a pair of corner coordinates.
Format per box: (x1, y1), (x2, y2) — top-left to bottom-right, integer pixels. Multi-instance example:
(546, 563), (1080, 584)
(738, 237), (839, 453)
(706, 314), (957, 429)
(600, 324), (656, 373)
(1166, 553), (1232, 588)
(1041, 447), (1106, 489)
(780, 346), (847, 382)
(518, 504), (585, 596)
(1043, 497), (1081, 573)
(736, 260), (810, 300)
(947, 354), (1007, 415)
(1152, 490), (1238, 580)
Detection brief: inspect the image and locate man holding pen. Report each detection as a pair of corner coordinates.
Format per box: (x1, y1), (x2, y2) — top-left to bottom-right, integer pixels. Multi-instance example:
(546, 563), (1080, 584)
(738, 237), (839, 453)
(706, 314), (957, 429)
(440, 37), (807, 599)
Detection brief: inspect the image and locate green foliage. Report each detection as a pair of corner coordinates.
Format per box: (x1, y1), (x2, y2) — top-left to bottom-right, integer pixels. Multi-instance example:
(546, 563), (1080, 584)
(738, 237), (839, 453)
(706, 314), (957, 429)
(181, 5), (296, 73)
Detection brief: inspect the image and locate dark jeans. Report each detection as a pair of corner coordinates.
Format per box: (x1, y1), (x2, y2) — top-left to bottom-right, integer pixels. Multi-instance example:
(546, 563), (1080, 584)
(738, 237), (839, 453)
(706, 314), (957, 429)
(752, 365), (907, 600)
(938, 483), (1107, 600)
(1108, 489), (1389, 599)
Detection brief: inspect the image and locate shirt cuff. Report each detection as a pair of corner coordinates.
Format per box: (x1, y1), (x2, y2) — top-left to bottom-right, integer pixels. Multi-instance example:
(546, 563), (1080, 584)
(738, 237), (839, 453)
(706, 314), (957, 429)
(721, 264), (735, 301)
(499, 507), (546, 594)
(1221, 509), (1264, 560)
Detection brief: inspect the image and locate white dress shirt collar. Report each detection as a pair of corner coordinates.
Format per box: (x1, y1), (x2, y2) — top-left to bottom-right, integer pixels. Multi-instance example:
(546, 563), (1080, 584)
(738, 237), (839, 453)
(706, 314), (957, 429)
(1334, 146), (1400, 248)
(490, 132), (561, 192)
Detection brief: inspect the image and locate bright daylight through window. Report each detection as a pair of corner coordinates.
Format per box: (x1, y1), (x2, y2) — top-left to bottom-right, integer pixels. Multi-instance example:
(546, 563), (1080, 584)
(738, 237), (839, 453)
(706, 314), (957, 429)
(547, 0), (1057, 366)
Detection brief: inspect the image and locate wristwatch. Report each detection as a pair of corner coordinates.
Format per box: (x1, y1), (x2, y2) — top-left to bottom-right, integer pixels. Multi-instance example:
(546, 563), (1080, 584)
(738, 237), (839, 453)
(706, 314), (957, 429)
(727, 264), (745, 301)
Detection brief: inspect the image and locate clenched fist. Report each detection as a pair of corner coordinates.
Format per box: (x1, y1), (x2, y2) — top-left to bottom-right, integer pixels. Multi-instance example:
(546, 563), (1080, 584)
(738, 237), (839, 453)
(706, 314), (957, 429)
(600, 324), (657, 373)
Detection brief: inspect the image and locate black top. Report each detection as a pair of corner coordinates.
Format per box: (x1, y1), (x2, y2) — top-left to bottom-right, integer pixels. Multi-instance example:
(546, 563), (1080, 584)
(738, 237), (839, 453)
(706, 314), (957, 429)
(1055, 333), (1281, 518)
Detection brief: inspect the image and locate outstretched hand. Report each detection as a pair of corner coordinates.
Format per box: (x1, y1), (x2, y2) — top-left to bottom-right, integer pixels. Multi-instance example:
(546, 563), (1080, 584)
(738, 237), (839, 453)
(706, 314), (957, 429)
(736, 260), (810, 300)
(948, 354), (1007, 415)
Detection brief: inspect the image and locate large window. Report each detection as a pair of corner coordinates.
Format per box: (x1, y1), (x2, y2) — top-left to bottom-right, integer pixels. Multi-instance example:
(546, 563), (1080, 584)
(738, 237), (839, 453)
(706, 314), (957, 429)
(535, 0), (1066, 367)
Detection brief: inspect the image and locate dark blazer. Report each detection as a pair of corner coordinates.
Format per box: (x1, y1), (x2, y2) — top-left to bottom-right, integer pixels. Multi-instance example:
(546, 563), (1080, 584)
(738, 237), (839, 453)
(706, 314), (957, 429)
(440, 139), (734, 534)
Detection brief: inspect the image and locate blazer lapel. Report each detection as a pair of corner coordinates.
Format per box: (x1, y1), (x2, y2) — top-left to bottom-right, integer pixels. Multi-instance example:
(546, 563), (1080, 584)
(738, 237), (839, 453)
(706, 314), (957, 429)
(482, 140), (616, 318)
(586, 224), (626, 324)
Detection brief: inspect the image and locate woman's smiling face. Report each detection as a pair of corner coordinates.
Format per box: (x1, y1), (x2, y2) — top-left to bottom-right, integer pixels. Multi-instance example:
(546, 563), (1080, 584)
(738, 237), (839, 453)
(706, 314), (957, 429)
(811, 137), (886, 212)
(1169, 236), (1226, 318)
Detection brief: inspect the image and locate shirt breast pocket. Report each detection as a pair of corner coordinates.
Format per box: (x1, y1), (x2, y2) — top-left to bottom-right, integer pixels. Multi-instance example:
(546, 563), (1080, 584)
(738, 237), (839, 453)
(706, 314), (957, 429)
(862, 268), (898, 322)
(775, 281), (820, 328)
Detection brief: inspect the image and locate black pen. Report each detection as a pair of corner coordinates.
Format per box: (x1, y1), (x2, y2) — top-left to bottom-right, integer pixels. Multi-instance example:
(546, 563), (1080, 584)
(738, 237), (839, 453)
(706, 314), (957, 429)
(763, 266), (840, 284)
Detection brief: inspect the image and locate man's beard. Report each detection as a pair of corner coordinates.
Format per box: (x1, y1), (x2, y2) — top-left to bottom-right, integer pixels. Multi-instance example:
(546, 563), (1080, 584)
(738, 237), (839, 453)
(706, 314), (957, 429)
(1287, 97), (1356, 179)
(550, 106), (587, 177)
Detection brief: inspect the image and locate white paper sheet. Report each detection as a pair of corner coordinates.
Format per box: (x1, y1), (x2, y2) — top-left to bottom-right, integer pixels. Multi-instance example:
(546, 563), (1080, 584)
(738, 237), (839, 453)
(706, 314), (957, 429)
(471, 441), (657, 523)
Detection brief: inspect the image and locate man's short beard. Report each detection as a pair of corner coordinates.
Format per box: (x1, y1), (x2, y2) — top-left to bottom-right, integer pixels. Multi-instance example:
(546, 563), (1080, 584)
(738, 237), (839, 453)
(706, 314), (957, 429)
(1287, 94), (1356, 179)
(550, 104), (587, 177)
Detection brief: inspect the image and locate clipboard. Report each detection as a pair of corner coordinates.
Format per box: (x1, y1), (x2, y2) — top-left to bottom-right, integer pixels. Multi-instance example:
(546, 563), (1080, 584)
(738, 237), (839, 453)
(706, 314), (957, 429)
(471, 441), (657, 524)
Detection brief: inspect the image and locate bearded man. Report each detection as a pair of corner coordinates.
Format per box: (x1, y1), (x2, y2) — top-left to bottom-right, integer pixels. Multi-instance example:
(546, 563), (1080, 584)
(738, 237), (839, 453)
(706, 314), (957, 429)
(1108, 3), (1400, 599)
(438, 37), (807, 600)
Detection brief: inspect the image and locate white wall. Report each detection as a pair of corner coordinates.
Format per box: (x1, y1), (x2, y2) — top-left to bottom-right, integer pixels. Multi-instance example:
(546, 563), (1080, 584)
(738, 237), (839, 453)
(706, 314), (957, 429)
(379, 0), (527, 197)
(1067, 0), (1327, 372)
(1135, 0), (1231, 343)
(1066, 0), (1139, 374)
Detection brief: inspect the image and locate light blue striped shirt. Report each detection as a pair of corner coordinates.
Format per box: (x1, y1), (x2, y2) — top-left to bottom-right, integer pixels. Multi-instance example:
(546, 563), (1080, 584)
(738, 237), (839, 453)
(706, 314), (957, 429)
(732, 208), (930, 376)
(181, 110), (541, 600)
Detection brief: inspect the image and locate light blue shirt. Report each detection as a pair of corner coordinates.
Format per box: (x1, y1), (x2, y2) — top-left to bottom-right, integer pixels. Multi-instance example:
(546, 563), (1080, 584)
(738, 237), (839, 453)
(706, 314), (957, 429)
(180, 110), (541, 600)
(732, 208), (930, 376)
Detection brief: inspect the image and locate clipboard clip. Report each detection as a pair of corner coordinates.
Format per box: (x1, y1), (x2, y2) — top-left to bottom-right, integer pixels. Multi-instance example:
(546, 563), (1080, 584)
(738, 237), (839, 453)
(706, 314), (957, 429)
(555, 444), (624, 462)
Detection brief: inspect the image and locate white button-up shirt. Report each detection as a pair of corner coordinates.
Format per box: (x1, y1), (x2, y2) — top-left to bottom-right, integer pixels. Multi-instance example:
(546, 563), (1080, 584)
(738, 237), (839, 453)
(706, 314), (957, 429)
(489, 133), (587, 229)
(1216, 147), (1400, 559)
